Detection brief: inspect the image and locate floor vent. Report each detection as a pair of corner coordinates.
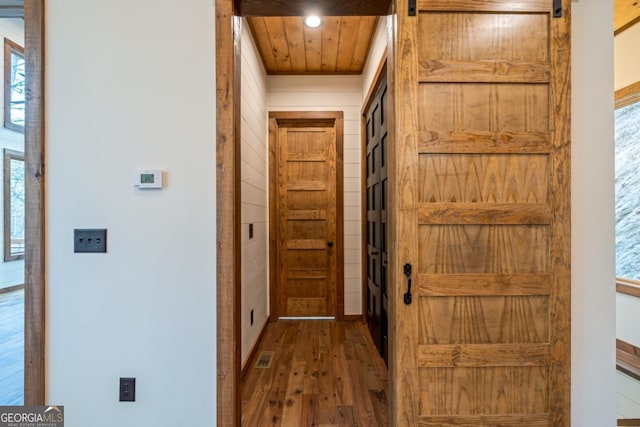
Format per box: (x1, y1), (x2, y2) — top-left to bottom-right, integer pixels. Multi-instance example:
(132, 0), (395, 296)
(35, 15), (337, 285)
(255, 351), (274, 369)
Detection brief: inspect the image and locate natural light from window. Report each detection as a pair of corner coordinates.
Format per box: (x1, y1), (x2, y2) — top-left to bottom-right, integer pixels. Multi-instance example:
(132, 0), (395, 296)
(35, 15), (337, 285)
(615, 100), (640, 281)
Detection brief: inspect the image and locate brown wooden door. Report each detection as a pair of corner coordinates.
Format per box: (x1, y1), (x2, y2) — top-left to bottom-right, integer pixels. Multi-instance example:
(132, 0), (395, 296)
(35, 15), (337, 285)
(391, 1), (571, 425)
(365, 65), (389, 363)
(270, 112), (344, 318)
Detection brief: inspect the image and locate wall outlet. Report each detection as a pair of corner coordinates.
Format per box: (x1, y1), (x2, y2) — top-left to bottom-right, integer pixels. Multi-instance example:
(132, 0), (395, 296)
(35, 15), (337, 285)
(74, 229), (107, 253)
(119, 377), (135, 402)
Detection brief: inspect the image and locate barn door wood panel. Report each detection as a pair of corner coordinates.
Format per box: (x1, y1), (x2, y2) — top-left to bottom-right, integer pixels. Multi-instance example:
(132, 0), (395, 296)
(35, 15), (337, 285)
(269, 112), (344, 318)
(391, 0), (571, 426)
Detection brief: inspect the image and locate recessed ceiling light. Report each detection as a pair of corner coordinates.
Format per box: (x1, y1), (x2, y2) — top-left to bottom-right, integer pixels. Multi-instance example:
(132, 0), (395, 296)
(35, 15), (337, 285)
(304, 15), (322, 28)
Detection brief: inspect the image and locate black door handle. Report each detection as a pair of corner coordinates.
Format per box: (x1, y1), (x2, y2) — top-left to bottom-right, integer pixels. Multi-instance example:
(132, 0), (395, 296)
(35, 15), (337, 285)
(403, 263), (412, 305)
(327, 240), (333, 248)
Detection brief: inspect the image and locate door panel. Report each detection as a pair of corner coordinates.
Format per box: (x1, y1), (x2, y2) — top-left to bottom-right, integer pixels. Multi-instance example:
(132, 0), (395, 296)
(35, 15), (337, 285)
(391, 0), (570, 425)
(270, 113), (344, 318)
(365, 66), (389, 363)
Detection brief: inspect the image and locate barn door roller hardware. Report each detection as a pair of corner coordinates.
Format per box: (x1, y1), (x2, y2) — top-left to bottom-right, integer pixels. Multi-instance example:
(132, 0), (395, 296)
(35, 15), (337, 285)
(553, 0), (562, 17)
(408, 0), (564, 17)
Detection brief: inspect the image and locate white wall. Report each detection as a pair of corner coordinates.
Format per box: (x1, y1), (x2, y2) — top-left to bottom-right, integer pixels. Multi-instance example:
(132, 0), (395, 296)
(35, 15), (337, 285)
(0, 18), (24, 290)
(268, 76), (363, 315)
(46, 2), (216, 426)
(240, 19), (269, 366)
(617, 293), (640, 345)
(361, 17), (388, 101)
(572, 0), (617, 425)
(618, 371), (640, 418)
(614, 22), (640, 90)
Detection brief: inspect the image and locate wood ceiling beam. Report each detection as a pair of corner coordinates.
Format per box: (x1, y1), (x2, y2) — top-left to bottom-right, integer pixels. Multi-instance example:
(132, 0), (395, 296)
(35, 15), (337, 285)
(237, 0), (391, 17)
(615, 0), (640, 35)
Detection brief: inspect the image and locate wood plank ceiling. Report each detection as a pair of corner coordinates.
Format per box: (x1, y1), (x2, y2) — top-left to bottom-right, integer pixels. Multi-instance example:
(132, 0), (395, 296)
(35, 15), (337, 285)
(247, 16), (379, 75)
(238, 0), (388, 75)
(615, 0), (640, 34)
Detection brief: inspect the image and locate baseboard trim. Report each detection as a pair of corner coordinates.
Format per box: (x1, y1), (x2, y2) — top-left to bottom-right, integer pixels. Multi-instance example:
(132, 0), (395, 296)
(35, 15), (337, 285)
(618, 419), (640, 426)
(241, 317), (269, 377)
(343, 314), (363, 322)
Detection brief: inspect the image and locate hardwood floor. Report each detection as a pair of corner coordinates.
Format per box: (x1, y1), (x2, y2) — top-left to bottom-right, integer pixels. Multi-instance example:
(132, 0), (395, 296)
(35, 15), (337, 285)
(241, 320), (388, 426)
(0, 288), (24, 405)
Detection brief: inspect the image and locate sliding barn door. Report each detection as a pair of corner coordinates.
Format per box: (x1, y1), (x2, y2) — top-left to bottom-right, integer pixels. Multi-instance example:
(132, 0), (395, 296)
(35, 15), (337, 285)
(391, 0), (571, 425)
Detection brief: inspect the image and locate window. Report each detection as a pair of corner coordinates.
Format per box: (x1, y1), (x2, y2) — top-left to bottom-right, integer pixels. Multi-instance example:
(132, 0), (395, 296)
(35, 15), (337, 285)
(3, 149), (24, 261)
(615, 81), (640, 281)
(4, 38), (24, 132)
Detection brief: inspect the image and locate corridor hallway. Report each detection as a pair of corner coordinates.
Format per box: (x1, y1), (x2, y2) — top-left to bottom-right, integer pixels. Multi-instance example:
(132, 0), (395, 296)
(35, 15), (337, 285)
(241, 320), (388, 426)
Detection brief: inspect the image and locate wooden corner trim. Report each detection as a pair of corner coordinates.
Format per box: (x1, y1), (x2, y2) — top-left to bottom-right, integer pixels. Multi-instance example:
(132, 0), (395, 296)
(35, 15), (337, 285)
(24, 0), (45, 406)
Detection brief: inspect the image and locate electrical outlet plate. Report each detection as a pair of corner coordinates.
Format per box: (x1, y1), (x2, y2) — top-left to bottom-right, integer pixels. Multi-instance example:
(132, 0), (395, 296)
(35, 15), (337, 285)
(74, 229), (107, 253)
(119, 377), (136, 402)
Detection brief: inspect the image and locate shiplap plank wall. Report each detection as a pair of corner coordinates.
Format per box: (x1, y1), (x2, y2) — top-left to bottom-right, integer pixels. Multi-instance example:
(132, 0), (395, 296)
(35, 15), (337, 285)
(268, 75), (363, 315)
(0, 18), (24, 290)
(241, 20), (269, 366)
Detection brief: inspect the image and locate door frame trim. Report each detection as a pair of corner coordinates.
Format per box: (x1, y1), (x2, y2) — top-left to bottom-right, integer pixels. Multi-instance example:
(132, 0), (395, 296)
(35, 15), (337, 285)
(24, 0), (46, 405)
(215, 1), (241, 425)
(268, 111), (345, 321)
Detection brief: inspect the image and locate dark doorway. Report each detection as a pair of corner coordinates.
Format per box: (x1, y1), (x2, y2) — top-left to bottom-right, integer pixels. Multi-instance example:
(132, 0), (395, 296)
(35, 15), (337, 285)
(364, 65), (388, 364)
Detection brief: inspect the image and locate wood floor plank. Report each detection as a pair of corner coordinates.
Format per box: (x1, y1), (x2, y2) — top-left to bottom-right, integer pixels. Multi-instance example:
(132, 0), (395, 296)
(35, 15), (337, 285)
(348, 359), (378, 425)
(333, 341), (356, 407)
(281, 360), (306, 425)
(317, 324), (338, 424)
(241, 320), (388, 426)
(261, 391), (285, 426)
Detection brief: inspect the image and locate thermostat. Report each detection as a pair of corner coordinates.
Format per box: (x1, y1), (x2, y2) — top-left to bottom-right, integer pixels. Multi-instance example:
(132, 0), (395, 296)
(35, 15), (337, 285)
(133, 169), (163, 189)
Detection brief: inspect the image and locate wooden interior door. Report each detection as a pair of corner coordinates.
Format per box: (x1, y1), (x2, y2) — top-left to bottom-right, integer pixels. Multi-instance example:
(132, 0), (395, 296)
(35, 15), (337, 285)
(365, 66), (389, 363)
(391, 1), (571, 425)
(270, 112), (344, 318)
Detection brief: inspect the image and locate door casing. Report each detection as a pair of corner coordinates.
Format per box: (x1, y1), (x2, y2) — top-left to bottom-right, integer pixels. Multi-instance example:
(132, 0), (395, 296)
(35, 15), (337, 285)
(24, 0), (46, 405)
